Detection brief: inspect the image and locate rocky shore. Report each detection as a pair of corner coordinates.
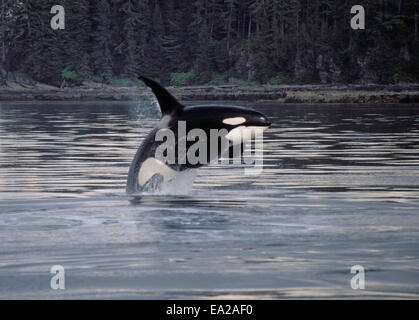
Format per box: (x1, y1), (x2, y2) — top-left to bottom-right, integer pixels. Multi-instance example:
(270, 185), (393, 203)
(1, 82), (419, 103)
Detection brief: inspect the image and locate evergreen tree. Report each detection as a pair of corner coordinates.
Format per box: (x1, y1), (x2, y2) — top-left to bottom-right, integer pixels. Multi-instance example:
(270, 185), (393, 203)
(147, 0), (165, 80)
(65, 0), (91, 78)
(195, 21), (213, 83)
(134, 0), (152, 77)
(1, 0), (418, 86)
(92, 0), (113, 83)
(120, 0), (139, 78)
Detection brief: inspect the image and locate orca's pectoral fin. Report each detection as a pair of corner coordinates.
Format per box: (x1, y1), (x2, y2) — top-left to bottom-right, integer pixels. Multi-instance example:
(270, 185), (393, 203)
(142, 173), (164, 192)
(139, 76), (184, 116)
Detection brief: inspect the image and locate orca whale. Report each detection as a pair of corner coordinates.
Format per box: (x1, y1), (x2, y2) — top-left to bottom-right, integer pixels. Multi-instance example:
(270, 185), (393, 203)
(126, 76), (271, 194)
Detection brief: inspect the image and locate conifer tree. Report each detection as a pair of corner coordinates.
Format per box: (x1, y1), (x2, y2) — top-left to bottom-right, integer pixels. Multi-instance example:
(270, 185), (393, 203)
(1, 0), (418, 85)
(120, 0), (139, 78)
(92, 0), (113, 83)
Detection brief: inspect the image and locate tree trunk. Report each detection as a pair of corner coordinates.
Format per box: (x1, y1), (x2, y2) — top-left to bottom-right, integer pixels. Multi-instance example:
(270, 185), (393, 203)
(315, 0), (319, 30)
(1, 0), (5, 63)
(247, 15), (251, 39)
(381, 0), (385, 23)
(334, 0), (337, 32)
(226, 2), (233, 52)
(296, 8), (299, 39)
(280, 18), (284, 38)
(242, 11), (245, 39)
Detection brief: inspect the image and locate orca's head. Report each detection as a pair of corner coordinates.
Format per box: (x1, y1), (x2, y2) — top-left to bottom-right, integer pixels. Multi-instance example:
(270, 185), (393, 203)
(179, 104), (271, 142)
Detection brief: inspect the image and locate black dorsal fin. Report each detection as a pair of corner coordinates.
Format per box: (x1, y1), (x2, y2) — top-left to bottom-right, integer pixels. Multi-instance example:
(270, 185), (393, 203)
(139, 76), (184, 115)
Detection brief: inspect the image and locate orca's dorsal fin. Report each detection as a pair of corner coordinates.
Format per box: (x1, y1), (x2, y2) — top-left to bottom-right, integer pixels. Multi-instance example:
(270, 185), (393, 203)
(139, 76), (184, 115)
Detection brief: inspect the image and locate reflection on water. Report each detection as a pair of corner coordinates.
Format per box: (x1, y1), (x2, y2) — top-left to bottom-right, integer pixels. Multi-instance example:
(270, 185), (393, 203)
(0, 100), (418, 299)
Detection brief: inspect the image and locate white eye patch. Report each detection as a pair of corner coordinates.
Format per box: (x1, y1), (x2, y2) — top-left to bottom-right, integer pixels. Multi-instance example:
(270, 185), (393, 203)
(222, 117), (246, 126)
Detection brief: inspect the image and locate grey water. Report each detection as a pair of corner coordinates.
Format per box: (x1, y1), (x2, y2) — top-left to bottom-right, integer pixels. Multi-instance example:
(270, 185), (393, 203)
(0, 100), (419, 299)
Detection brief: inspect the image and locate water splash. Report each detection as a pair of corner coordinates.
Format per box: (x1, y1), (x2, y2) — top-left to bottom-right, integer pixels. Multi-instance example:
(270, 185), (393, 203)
(135, 96), (161, 119)
(160, 169), (198, 195)
(139, 169), (198, 196)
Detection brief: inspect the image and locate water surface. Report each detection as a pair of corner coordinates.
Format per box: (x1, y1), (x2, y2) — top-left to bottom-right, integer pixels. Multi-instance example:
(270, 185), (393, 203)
(0, 100), (418, 299)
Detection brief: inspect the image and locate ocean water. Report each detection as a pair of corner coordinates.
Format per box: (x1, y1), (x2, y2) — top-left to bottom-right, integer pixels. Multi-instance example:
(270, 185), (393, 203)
(0, 100), (418, 299)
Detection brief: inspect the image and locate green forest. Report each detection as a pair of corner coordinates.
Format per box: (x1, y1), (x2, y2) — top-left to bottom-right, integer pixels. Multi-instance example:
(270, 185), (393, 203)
(0, 0), (418, 87)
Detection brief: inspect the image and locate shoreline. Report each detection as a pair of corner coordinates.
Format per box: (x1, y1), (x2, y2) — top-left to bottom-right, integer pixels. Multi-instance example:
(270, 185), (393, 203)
(1, 83), (419, 104)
